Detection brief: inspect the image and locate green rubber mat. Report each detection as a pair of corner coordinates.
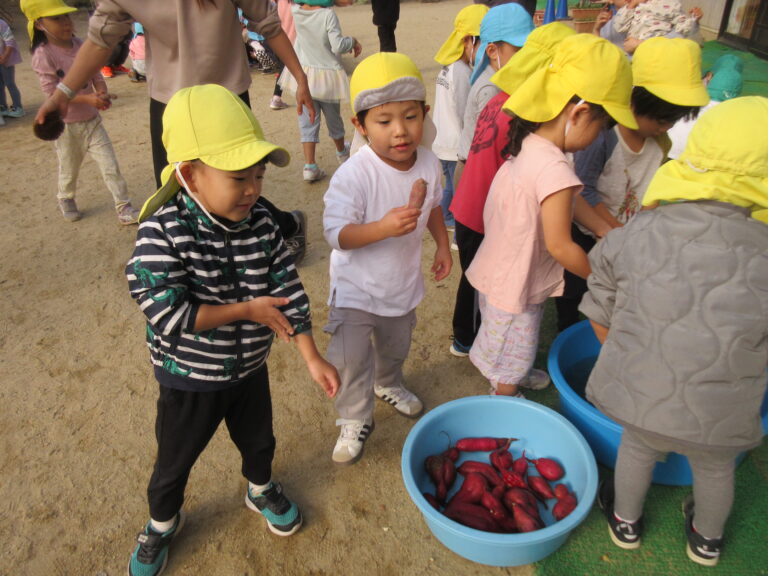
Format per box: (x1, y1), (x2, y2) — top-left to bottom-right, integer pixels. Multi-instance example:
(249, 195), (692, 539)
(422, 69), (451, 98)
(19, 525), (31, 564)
(536, 446), (768, 575)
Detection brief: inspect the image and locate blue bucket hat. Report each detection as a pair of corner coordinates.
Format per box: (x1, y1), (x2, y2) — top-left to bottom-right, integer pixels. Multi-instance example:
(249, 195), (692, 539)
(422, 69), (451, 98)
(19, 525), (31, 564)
(707, 54), (743, 102)
(470, 3), (533, 85)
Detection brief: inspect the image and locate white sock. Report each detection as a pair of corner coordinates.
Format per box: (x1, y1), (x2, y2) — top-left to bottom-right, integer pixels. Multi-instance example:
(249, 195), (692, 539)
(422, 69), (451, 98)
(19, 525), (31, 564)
(613, 512), (638, 524)
(249, 480), (271, 496)
(150, 516), (176, 533)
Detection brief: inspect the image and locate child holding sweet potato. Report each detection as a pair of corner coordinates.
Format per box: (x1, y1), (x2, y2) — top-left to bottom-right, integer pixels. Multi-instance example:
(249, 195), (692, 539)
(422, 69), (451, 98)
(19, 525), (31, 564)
(322, 52), (452, 465)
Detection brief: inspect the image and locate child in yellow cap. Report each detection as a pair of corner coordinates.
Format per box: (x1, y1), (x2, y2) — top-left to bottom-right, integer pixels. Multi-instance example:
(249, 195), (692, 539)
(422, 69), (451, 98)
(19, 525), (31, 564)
(432, 3), (488, 230)
(584, 96), (768, 566)
(21, 0), (141, 224)
(465, 34), (636, 399)
(448, 22), (576, 359)
(125, 84), (339, 576)
(556, 37), (709, 332)
(323, 52), (452, 465)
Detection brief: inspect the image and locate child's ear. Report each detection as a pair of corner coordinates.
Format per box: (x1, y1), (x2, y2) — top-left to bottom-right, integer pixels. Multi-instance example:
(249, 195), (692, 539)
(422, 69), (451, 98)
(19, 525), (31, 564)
(176, 161), (196, 191)
(570, 101), (593, 126)
(34, 19), (45, 31)
(351, 116), (367, 137)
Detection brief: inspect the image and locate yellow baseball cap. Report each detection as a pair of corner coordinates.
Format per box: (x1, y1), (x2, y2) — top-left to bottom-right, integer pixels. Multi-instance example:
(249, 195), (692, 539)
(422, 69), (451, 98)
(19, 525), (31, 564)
(434, 4), (489, 67)
(350, 52), (425, 115)
(644, 96), (768, 224)
(20, 0), (77, 42)
(491, 22), (575, 96)
(632, 38), (709, 106)
(503, 34), (637, 130)
(140, 84), (289, 222)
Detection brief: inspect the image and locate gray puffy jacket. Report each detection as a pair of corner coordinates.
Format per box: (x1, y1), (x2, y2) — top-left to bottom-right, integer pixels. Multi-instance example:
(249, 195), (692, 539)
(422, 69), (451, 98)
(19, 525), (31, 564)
(580, 201), (768, 450)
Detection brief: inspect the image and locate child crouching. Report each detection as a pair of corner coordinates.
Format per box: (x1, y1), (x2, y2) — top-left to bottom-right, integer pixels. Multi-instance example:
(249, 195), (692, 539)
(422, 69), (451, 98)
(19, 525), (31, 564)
(125, 84), (339, 576)
(583, 96), (768, 567)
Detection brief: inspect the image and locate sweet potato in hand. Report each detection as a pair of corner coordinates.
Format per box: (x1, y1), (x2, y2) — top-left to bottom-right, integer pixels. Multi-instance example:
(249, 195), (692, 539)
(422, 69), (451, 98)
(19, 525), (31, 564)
(408, 178), (427, 209)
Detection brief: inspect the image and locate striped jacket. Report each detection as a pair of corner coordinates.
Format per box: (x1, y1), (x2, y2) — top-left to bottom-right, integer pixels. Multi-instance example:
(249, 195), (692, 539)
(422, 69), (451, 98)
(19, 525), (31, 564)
(126, 191), (310, 391)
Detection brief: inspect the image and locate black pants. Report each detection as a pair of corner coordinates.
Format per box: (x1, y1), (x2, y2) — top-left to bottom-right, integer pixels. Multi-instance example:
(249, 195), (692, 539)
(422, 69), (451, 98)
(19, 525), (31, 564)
(149, 93), (298, 238)
(452, 221), (485, 348)
(554, 224), (596, 332)
(147, 366), (275, 521)
(372, 0), (399, 52)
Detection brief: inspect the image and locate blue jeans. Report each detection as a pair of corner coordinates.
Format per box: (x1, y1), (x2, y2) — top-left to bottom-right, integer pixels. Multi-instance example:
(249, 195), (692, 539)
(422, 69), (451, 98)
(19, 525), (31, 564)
(440, 159), (456, 227)
(0, 65), (22, 109)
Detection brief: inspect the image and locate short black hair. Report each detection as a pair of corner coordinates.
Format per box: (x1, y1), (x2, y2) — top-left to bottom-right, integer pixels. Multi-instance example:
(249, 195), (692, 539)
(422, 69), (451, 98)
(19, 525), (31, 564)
(631, 86), (700, 124)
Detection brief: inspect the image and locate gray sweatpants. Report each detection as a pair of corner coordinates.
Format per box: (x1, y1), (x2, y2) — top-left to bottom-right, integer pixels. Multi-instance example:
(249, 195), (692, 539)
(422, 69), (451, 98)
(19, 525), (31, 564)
(324, 306), (416, 424)
(614, 427), (741, 539)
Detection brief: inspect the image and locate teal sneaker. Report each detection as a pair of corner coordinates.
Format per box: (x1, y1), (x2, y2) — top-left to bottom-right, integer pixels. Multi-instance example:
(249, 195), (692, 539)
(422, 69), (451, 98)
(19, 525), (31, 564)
(128, 512), (185, 576)
(245, 481), (303, 536)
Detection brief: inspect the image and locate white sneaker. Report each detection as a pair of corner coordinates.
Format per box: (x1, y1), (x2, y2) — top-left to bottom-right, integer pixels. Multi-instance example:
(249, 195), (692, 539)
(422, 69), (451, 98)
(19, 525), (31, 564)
(302, 164), (326, 182)
(374, 385), (424, 418)
(335, 142), (351, 164)
(519, 369), (551, 391)
(332, 419), (374, 465)
(269, 95), (289, 110)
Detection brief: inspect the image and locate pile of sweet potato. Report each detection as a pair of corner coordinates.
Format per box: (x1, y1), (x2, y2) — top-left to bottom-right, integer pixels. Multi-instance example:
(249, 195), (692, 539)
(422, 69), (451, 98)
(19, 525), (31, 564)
(423, 437), (577, 533)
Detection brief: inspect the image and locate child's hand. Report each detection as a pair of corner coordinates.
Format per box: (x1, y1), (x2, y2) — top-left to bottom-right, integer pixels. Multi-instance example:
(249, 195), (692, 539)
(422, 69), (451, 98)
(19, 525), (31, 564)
(623, 37), (642, 54)
(94, 90), (115, 110)
(305, 356), (340, 398)
(594, 9), (612, 32)
(245, 296), (295, 342)
(352, 39), (362, 58)
(380, 206), (421, 238)
(690, 6), (703, 20)
(431, 245), (452, 282)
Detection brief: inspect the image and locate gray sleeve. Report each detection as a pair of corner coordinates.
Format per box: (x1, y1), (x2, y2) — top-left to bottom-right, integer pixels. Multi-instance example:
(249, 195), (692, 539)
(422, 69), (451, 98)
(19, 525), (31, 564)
(579, 228), (624, 328)
(87, 0), (134, 50)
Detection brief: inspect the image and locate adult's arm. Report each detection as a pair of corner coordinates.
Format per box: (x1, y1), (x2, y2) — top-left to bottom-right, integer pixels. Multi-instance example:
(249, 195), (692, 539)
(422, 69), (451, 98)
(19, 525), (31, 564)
(264, 29), (315, 123)
(34, 39), (111, 125)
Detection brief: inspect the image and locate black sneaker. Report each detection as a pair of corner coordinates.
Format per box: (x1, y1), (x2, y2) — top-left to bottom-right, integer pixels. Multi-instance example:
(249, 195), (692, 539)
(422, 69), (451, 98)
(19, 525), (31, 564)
(683, 495), (723, 566)
(284, 210), (307, 266)
(597, 479), (643, 550)
(245, 481), (303, 536)
(128, 511), (185, 576)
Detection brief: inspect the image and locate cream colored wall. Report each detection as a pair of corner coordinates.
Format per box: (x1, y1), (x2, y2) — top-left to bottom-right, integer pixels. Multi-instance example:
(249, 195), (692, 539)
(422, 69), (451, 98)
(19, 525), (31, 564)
(682, 0), (728, 39)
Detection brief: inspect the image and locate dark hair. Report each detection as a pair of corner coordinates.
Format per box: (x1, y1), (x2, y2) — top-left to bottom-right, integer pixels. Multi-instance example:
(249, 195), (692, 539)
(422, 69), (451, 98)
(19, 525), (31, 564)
(501, 96), (613, 158)
(631, 86), (699, 124)
(30, 26), (48, 53)
(355, 101), (427, 127)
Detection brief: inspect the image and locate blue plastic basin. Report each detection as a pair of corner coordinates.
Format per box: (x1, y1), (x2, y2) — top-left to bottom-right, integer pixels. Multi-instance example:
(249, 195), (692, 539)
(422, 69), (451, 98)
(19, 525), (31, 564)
(547, 320), (768, 486)
(401, 396), (598, 566)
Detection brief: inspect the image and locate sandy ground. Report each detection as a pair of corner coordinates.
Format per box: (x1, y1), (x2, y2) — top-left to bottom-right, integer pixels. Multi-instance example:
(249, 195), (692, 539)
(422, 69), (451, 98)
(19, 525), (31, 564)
(0, 1), (539, 574)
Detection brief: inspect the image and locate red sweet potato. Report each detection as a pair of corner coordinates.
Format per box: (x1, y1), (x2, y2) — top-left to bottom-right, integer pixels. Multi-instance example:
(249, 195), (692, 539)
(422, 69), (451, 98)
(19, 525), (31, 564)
(425, 454), (447, 502)
(503, 487), (539, 515)
(450, 472), (487, 504)
(443, 500), (499, 532)
(527, 475), (556, 501)
(512, 451), (529, 478)
(527, 456), (565, 481)
(457, 460), (504, 488)
(553, 483), (570, 500)
(512, 502), (544, 533)
(480, 491), (508, 522)
(456, 437), (517, 452)
(423, 492), (442, 511)
(553, 494), (577, 521)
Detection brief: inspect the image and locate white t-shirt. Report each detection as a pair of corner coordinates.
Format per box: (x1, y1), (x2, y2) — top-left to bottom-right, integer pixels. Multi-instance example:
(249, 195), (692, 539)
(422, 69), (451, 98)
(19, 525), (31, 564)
(576, 127), (663, 237)
(323, 145), (442, 316)
(432, 60), (472, 162)
(668, 100), (719, 159)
